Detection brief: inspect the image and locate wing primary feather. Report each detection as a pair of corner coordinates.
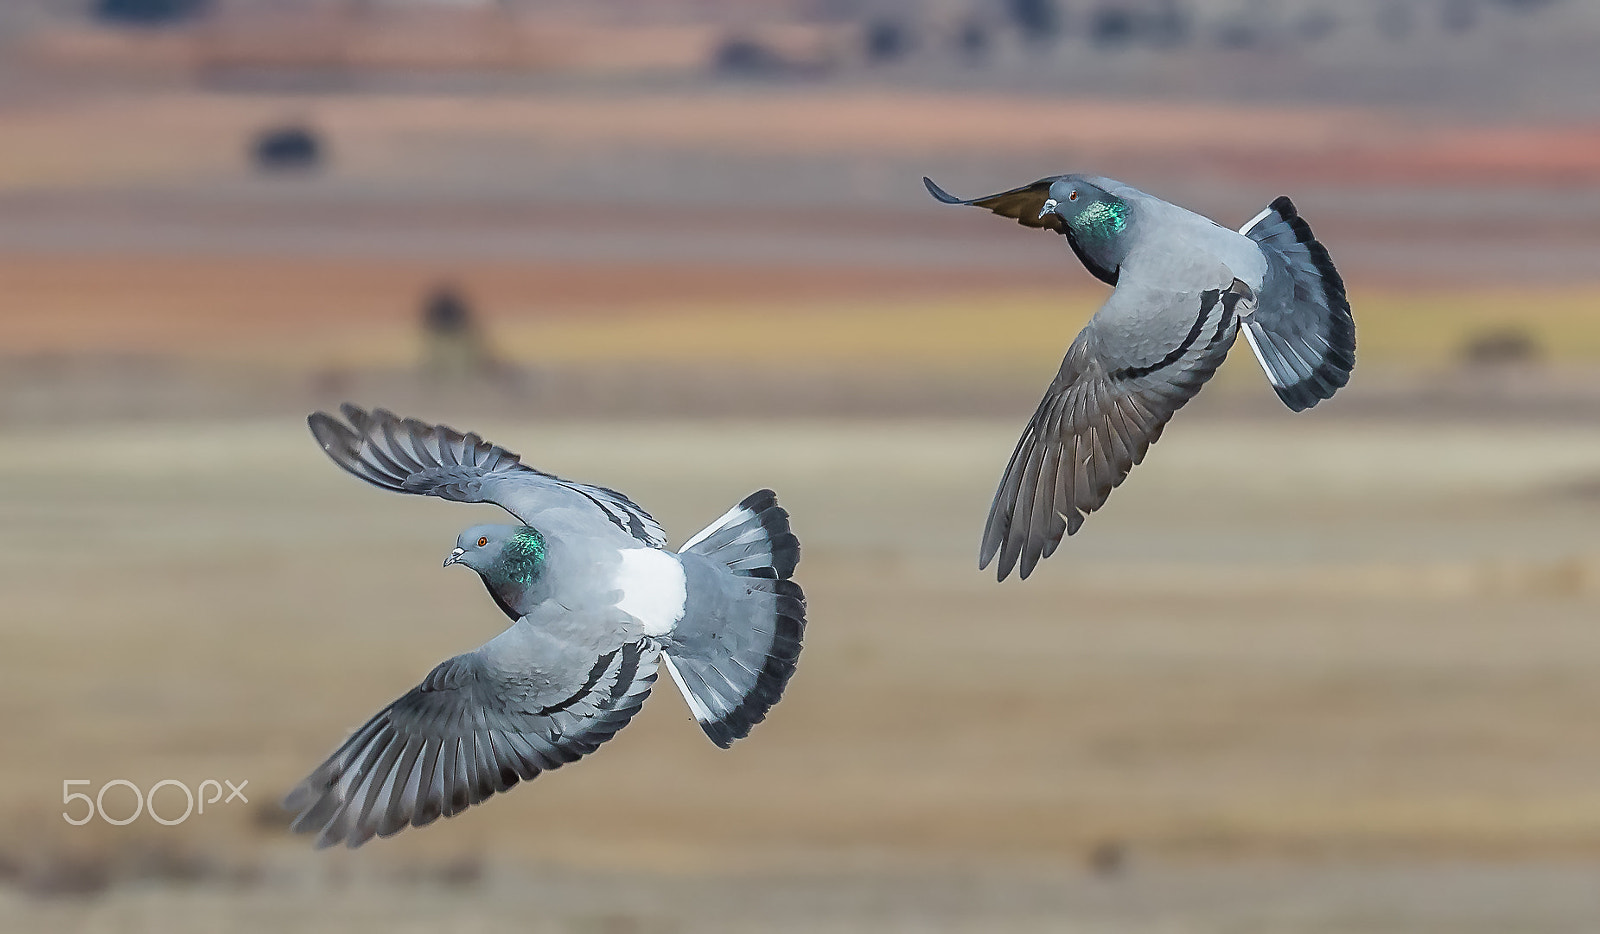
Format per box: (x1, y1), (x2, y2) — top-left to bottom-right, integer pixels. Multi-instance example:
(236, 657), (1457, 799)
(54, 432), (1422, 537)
(1005, 411), (1052, 581)
(980, 410), (1039, 570)
(1020, 399), (1066, 580)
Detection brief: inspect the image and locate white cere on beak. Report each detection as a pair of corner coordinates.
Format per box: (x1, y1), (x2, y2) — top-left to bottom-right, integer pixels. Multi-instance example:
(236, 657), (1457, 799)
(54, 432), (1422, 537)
(444, 547), (466, 567)
(1038, 198), (1058, 219)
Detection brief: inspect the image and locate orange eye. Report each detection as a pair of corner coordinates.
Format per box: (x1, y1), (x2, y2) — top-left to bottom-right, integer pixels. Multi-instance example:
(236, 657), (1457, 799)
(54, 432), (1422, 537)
(477, 537), (488, 547)
(1068, 190), (1079, 201)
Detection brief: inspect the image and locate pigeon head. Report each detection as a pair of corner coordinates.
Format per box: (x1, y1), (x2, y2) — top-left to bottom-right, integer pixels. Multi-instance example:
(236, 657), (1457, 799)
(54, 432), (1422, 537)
(1040, 177), (1129, 243)
(445, 524), (547, 587)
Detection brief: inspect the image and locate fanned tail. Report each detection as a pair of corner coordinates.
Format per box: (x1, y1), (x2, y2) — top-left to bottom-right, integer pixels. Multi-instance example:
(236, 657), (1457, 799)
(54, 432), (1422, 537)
(1240, 197), (1355, 412)
(665, 491), (805, 748)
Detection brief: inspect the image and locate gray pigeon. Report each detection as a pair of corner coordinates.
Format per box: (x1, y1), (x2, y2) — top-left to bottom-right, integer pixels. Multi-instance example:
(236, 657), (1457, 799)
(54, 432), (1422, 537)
(285, 405), (805, 848)
(926, 175), (1354, 581)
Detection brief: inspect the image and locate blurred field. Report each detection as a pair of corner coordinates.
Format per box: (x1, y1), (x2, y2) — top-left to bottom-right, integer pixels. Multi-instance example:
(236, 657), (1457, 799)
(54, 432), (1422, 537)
(6, 250), (1600, 367)
(5, 413), (1600, 930)
(3, 9), (1600, 927)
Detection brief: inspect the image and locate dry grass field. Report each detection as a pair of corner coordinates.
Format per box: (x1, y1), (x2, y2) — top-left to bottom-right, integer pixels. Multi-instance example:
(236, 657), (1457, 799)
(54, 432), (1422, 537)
(4, 411), (1600, 931)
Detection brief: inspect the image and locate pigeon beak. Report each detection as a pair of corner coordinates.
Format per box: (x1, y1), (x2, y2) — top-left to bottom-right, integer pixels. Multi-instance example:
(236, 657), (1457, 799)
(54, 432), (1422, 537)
(443, 547), (466, 568)
(1038, 198), (1058, 219)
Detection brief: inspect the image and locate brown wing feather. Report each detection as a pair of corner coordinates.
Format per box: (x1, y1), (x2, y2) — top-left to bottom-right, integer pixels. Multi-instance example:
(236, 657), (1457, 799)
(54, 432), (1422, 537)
(924, 176), (1066, 232)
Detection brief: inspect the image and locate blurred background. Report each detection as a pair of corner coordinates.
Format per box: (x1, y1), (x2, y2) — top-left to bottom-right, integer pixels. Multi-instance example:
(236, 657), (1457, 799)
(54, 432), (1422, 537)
(2, 1), (1600, 931)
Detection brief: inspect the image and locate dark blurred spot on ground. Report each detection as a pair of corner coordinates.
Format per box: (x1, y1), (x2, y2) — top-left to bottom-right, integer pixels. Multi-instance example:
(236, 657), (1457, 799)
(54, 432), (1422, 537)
(1008, 0), (1061, 44)
(251, 125), (324, 175)
(423, 284), (474, 338)
(0, 849), (21, 883)
(18, 853), (112, 898)
(12, 842), (259, 897)
(954, 19), (992, 61)
(568, 913), (656, 934)
(395, 854), (484, 889)
(93, 0), (208, 28)
(1090, 1), (1190, 49)
(420, 282), (526, 395)
(1461, 327), (1543, 367)
(114, 840), (216, 885)
(864, 19), (914, 64)
(1087, 838), (1129, 877)
(711, 36), (807, 79)
(422, 283), (486, 377)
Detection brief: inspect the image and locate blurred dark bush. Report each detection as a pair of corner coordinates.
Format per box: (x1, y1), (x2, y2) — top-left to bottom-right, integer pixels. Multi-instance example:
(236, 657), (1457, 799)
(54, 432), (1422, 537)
(1009, 0), (1062, 44)
(422, 282), (488, 382)
(420, 282), (524, 391)
(955, 18), (992, 60)
(1090, 6), (1139, 46)
(1491, 0), (1560, 11)
(1461, 327), (1542, 367)
(864, 19), (915, 64)
(712, 36), (795, 78)
(251, 124), (324, 174)
(423, 284), (475, 338)
(94, 0), (208, 27)
(1087, 838), (1129, 877)
(1089, 1), (1189, 48)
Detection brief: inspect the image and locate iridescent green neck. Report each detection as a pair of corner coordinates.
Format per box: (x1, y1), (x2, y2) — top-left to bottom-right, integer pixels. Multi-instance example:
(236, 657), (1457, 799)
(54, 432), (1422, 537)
(492, 527), (546, 586)
(1071, 196), (1129, 242)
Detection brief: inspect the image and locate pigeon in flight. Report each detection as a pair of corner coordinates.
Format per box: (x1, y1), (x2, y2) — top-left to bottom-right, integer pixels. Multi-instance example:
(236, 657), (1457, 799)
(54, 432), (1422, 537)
(285, 405), (805, 847)
(926, 175), (1354, 581)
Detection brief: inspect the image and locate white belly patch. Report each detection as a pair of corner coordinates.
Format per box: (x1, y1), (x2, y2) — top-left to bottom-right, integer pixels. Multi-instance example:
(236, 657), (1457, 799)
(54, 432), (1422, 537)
(614, 548), (687, 636)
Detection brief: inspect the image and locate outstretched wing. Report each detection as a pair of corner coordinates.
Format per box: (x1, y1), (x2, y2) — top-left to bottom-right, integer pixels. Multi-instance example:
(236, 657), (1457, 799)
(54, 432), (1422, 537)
(309, 404), (667, 547)
(924, 176), (1066, 233)
(285, 612), (660, 848)
(981, 280), (1250, 581)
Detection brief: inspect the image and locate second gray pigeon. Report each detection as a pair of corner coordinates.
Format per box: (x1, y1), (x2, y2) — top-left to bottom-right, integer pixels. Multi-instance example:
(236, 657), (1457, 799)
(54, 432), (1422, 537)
(285, 405), (805, 848)
(926, 175), (1355, 581)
